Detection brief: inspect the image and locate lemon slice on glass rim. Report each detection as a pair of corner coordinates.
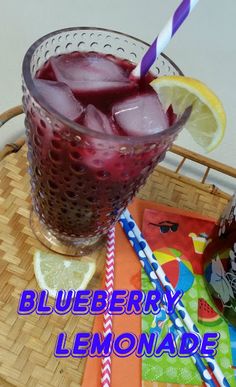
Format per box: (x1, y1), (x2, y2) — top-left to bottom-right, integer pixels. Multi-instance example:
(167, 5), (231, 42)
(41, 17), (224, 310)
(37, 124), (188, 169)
(151, 76), (226, 152)
(34, 250), (96, 298)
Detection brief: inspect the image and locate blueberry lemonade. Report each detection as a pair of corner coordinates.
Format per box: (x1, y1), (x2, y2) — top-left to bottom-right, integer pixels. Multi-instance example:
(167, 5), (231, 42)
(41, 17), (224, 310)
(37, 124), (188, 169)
(22, 28), (189, 255)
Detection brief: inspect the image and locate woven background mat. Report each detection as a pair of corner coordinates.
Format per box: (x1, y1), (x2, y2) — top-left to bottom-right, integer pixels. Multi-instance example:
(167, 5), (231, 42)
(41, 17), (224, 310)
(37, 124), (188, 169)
(0, 143), (230, 387)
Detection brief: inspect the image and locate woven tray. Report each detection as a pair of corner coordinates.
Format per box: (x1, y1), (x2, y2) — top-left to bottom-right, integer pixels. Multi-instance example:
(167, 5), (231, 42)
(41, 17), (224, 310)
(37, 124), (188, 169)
(0, 107), (235, 387)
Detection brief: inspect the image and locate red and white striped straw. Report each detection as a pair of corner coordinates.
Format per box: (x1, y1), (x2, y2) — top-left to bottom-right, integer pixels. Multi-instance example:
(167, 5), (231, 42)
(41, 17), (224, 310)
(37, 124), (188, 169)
(101, 227), (116, 387)
(132, 0), (200, 79)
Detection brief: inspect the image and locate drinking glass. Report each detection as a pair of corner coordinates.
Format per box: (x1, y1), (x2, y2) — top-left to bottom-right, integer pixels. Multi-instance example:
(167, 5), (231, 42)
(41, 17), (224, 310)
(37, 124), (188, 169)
(22, 27), (190, 255)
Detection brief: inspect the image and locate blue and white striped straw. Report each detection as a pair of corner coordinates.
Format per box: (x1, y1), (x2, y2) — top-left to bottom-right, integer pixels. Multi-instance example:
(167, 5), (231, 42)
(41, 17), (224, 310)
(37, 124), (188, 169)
(119, 212), (215, 387)
(119, 209), (230, 387)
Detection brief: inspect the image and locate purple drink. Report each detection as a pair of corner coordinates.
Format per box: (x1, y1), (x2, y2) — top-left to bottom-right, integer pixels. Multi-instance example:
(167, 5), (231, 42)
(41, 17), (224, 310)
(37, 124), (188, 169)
(22, 28), (189, 255)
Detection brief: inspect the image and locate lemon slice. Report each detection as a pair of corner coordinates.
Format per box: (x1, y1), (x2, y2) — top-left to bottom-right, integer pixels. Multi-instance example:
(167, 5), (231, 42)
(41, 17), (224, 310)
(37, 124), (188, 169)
(34, 250), (96, 298)
(151, 76), (226, 152)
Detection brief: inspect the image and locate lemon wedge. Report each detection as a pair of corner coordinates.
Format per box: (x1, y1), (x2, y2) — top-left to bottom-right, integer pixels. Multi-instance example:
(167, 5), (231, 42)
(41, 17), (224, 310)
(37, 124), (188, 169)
(151, 76), (226, 152)
(34, 250), (96, 298)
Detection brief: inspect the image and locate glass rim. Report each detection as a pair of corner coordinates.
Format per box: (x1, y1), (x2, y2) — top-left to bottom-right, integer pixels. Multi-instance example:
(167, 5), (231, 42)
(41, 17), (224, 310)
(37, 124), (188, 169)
(22, 26), (190, 145)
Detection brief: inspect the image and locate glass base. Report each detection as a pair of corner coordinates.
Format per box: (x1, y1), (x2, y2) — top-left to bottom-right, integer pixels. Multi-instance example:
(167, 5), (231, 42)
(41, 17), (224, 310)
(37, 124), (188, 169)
(30, 210), (105, 256)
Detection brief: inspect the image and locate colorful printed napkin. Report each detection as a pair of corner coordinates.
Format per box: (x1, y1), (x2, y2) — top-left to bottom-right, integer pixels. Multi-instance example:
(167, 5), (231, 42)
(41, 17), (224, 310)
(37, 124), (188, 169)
(142, 209), (236, 385)
(82, 198), (236, 387)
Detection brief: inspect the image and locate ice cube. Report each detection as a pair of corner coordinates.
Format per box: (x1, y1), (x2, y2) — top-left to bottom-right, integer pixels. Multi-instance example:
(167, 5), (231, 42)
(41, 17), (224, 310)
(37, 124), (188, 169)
(84, 105), (115, 135)
(79, 105), (118, 171)
(50, 53), (133, 93)
(34, 79), (83, 120)
(112, 93), (168, 136)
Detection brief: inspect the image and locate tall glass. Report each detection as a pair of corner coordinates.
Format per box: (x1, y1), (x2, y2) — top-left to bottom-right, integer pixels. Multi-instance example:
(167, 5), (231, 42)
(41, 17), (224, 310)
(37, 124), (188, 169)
(22, 27), (190, 255)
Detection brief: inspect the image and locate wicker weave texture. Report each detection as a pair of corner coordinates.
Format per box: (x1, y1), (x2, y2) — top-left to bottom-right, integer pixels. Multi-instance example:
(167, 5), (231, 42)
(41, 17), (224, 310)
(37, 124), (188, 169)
(138, 165), (228, 219)
(0, 144), (230, 386)
(0, 145), (106, 387)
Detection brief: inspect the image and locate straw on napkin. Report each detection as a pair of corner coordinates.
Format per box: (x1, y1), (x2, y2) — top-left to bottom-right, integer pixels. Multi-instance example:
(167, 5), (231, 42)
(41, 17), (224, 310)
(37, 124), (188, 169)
(101, 227), (115, 387)
(119, 209), (230, 387)
(81, 198), (226, 387)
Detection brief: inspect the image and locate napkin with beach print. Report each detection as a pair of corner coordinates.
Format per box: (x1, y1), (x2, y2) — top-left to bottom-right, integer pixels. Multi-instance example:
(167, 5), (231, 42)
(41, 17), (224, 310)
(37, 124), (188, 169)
(82, 199), (236, 387)
(141, 209), (236, 386)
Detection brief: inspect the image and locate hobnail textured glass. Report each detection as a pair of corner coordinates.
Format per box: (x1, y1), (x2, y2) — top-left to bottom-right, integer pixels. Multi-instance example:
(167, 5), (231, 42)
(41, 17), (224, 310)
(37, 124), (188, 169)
(22, 27), (189, 255)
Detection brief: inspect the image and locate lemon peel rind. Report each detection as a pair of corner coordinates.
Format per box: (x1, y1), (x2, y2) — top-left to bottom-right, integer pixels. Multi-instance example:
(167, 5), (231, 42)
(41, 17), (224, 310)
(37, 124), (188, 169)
(151, 76), (226, 152)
